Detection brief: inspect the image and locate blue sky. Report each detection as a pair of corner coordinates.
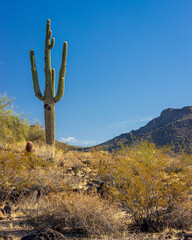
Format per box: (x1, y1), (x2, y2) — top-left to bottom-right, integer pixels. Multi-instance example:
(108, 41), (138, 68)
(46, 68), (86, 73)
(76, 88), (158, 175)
(1, 0), (192, 146)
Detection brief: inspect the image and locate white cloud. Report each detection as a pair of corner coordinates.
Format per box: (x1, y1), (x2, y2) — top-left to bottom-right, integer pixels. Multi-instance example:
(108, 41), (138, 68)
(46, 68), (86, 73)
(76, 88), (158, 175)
(61, 137), (77, 144)
(108, 116), (153, 128)
(61, 137), (98, 147)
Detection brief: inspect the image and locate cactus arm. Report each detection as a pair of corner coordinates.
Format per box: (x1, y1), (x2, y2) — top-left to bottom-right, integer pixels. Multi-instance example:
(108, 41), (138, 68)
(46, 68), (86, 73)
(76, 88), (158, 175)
(48, 30), (52, 39)
(55, 42), (68, 103)
(30, 50), (44, 101)
(46, 19), (51, 40)
(52, 68), (55, 97)
(49, 38), (55, 49)
(46, 20), (55, 49)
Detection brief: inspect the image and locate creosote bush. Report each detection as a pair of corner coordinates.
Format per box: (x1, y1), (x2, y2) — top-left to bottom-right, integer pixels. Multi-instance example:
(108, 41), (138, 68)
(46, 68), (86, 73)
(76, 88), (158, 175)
(0, 148), (49, 201)
(0, 145), (76, 203)
(97, 141), (192, 231)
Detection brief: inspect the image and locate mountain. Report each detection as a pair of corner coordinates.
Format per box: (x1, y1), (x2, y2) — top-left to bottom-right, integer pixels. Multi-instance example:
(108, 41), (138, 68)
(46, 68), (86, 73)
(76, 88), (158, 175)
(97, 106), (192, 152)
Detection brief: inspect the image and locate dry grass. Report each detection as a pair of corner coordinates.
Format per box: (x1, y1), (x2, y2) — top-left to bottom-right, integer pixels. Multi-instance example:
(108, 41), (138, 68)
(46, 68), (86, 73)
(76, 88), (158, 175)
(16, 191), (127, 237)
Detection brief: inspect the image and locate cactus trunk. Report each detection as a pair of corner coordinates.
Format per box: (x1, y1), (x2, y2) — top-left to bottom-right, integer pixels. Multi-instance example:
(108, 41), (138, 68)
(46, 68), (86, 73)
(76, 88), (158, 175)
(30, 19), (68, 146)
(44, 103), (55, 145)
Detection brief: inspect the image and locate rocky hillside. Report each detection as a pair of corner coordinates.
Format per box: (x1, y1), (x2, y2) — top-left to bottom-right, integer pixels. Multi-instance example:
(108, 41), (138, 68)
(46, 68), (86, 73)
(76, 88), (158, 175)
(98, 106), (192, 152)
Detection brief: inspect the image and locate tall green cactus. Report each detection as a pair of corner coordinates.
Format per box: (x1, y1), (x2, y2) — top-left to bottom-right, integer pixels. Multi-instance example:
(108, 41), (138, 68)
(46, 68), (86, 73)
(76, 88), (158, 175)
(30, 19), (68, 146)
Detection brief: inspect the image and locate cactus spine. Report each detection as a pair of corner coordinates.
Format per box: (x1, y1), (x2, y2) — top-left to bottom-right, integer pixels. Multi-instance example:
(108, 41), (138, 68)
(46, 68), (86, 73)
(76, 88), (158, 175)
(30, 19), (68, 146)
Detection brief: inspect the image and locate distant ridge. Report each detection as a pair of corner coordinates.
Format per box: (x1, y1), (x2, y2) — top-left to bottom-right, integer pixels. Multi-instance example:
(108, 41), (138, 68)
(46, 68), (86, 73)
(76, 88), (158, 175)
(97, 106), (192, 152)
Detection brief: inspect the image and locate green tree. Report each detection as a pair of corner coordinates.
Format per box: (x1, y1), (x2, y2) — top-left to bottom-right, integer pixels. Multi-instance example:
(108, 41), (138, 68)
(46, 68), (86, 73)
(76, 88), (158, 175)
(0, 93), (29, 144)
(27, 120), (45, 142)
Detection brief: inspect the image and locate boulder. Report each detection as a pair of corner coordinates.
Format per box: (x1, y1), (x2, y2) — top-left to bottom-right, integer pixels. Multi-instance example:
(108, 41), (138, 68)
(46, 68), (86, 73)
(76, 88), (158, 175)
(21, 228), (67, 240)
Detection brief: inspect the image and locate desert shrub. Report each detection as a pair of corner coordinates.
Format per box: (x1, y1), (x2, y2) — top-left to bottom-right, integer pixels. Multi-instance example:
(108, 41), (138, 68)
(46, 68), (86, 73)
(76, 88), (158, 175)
(0, 141), (77, 202)
(97, 141), (192, 231)
(0, 148), (50, 201)
(18, 192), (126, 237)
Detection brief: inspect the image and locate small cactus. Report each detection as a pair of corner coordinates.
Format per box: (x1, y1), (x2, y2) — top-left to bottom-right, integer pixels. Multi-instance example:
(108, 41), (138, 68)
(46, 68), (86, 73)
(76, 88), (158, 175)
(30, 19), (68, 146)
(26, 141), (33, 152)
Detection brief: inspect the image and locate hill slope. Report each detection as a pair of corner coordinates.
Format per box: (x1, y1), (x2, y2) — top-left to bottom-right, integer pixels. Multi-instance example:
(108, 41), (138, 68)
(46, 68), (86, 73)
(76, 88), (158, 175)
(98, 106), (192, 152)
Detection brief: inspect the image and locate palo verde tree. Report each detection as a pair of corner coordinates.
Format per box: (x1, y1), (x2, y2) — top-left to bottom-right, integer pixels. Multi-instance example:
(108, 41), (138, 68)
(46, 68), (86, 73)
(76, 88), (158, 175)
(30, 19), (68, 146)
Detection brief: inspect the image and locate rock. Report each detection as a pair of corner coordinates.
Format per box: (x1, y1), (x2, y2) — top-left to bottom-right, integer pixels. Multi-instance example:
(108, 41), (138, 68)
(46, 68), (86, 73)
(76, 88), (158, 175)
(176, 231), (186, 239)
(3, 205), (11, 215)
(21, 228), (67, 240)
(184, 234), (192, 240)
(0, 235), (12, 240)
(26, 141), (33, 152)
(0, 209), (4, 220)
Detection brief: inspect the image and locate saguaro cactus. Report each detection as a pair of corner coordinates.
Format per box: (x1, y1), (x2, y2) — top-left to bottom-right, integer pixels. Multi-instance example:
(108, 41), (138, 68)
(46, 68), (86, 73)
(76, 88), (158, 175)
(30, 19), (68, 146)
